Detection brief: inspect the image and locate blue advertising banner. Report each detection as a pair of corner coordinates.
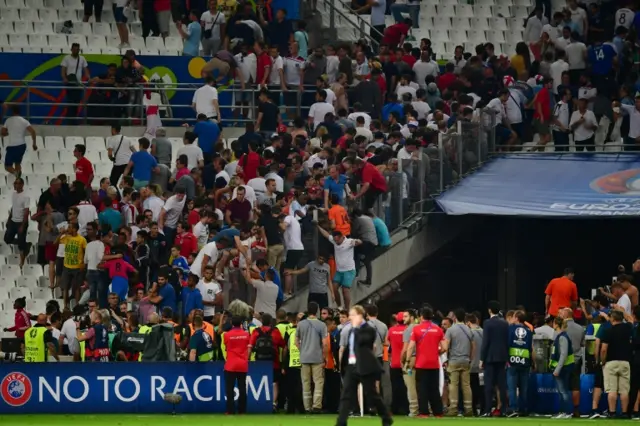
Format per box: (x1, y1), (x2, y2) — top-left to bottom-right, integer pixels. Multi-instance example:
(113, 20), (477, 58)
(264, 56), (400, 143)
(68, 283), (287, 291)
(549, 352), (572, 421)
(528, 373), (614, 415)
(0, 362), (272, 414)
(437, 154), (640, 217)
(0, 53), (233, 124)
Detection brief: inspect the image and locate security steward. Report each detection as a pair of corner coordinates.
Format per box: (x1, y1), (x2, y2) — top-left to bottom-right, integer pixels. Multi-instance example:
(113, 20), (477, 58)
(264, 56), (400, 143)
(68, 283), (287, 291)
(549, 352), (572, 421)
(24, 314), (58, 362)
(283, 314), (304, 413)
(77, 311), (110, 362)
(189, 315), (215, 362)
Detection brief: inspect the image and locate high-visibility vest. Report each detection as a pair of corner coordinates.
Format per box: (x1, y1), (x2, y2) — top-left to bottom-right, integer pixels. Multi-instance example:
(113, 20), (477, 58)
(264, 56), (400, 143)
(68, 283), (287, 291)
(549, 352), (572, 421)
(275, 322), (291, 361)
(24, 327), (47, 362)
(220, 332), (227, 360)
(550, 331), (575, 369)
(288, 328), (301, 368)
(249, 325), (257, 361)
(587, 323), (601, 355)
(138, 325), (153, 362)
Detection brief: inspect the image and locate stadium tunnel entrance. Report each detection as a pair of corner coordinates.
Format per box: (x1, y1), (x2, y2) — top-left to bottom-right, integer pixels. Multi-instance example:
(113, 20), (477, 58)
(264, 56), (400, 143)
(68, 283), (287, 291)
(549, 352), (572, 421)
(377, 216), (638, 321)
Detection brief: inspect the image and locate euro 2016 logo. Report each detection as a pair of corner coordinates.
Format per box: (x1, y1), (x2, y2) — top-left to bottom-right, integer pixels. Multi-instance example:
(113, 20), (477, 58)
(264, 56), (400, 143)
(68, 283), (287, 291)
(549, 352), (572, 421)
(1, 373), (32, 407)
(591, 169), (640, 195)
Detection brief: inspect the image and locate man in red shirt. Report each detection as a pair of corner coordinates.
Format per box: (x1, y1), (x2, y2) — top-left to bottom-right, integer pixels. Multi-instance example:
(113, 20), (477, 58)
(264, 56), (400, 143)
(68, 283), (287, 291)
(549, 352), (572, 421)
(349, 157), (388, 210)
(174, 221), (198, 258)
(73, 144), (94, 189)
(249, 313), (286, 409)
(237, 142), (262, 181)
(382, 18), (412, 47)
(387, 312), (408, 414)
(437, 63), (457, 93)
(223, 316), (251, 414)
(255, 41), (272, 88)
(532, 77), (553, 149)
(407, 306), (448, 417)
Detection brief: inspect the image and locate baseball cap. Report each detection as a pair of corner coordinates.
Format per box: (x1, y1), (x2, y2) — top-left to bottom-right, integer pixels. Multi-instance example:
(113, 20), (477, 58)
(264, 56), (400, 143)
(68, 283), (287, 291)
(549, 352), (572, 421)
(396, 312), (404, 322)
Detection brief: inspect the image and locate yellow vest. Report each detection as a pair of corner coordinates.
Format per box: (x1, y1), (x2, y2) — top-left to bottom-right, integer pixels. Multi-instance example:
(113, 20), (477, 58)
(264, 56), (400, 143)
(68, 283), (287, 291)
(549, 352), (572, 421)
(288, 328), (301, 368)
(24, 327), (47, 362)
(138, 325), (153, 362)
(249, 325), (257, 361)
(587, 323), (602, 355)
(220, 332), (227, 360)
(276, 323), (291, 361)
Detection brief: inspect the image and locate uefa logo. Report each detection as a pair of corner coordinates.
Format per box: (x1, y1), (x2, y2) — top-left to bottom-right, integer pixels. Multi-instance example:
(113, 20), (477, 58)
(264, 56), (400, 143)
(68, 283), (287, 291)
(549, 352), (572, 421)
(1, 372), (32, 407)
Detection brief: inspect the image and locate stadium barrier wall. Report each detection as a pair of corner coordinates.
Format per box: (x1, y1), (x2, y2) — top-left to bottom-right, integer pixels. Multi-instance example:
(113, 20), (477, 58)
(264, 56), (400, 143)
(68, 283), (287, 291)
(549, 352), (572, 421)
(0, 362), (273, 414)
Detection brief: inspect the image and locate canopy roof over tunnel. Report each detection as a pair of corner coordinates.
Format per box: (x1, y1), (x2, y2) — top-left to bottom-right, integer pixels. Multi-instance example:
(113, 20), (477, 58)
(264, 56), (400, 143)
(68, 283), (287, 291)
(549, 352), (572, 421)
(436, 154), (640, 217)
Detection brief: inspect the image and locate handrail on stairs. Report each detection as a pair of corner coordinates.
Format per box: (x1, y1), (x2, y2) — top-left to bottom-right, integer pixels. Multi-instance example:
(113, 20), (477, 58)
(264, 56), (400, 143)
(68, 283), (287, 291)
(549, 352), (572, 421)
(321, 0), (384, 47)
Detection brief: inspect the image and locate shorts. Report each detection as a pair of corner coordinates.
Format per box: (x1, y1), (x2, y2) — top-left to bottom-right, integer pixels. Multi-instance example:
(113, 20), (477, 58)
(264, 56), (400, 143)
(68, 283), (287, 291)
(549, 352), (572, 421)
(4, 144), (26, 167)
(511, 122), (524, 140)
(44, 242), (57, 263)
(532, 118), (550, 136)
(273, 368), (282, 383)
(235, 84), (252, 103)
(284, 249), (304, 269)
(594, 364), (604, 389)
(157, 10), (171, 33)
(333, 269), (356, 288)
(571, 359), (582, 391)
(496, 124), (512, 144)
(603, 360), (631, 394)
(61, 267), (84, 291)
(84, 0), (104, 16)
(133, 179), (149, 189)
(55, 257), (65, 277)
(202, 58), (230, 79)
(110, 276), (129, 301)
(114, 6), (127, 23)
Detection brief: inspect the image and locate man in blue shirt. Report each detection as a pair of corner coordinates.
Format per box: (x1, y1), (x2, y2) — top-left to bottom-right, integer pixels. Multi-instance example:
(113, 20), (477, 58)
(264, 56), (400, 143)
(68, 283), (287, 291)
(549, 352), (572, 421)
(188, 315), (214, 361)
(193, 113), (221, 164)
(588, 36), (617, 98)
(368, 212), (391, 248)
(98, 196), (122, 231)
(182, 273), (204, 320)
(382, 93), (404, 122)
(149, 273), (177, 313)
(124, 137), (159, 189)
(177, 10), (202, 57)
(256, 258), (283, 304)
(323, 166), (348, 207)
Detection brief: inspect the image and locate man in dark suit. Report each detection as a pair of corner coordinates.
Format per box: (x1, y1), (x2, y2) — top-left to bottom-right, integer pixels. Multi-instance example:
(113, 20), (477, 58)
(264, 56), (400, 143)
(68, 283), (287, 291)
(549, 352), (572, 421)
(480, 300), (509, 417)
(336, 305), (392, 426)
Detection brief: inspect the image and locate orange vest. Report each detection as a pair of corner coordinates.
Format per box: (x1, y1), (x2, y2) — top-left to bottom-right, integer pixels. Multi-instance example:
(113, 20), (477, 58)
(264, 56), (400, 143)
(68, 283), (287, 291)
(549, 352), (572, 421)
(324, 335), (335, 370)
(190, 321), (214, 339)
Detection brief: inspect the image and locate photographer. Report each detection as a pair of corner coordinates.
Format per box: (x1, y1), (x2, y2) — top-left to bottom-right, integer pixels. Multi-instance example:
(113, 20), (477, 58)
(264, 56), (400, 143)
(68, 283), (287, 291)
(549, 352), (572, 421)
(77, 311), (111, 362)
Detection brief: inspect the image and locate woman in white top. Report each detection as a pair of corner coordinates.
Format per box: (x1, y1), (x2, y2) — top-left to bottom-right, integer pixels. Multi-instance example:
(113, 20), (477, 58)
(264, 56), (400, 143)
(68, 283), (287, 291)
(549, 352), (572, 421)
(569, 97), (598, 151)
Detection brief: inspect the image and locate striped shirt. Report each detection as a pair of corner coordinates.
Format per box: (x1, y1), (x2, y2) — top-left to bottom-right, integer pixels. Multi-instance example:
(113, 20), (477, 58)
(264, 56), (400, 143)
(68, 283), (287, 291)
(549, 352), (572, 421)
(283, 56), (305, 86)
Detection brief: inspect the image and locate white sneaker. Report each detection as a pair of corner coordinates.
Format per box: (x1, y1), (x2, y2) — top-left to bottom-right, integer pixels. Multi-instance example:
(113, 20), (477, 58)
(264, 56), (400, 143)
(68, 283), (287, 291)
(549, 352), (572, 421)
(551, 413), (566, 419)
(118, 42), (130, 49)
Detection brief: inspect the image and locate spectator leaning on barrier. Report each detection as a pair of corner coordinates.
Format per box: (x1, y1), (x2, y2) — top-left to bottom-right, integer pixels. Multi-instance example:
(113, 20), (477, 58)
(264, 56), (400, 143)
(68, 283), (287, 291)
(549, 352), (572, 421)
(297, 302), (328, 413)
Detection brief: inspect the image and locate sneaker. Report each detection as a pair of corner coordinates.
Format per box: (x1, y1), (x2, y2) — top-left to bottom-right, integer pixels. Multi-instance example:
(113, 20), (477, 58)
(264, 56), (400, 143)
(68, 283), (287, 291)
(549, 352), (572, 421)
(589, 412), (601, 419)
(118, 42), (130, 49)
(506, 412), (519, 418)
(551, 413), (566, 419)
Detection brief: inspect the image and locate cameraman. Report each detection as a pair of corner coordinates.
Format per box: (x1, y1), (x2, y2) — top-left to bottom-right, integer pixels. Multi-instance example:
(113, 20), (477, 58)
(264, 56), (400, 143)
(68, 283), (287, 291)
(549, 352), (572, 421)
(77, 311), (111, 362)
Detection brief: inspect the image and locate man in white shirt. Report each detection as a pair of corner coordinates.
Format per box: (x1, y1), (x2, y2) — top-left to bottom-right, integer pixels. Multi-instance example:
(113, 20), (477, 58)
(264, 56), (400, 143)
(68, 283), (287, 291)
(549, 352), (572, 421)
(568, 0), (588, 37)
(59, 310), (80, 356)
(615, 6), (634, 30)
(354, 116), (373, 142)
(282, 214), (304, 298)
(268, 45), (286, 93)
(192, 76), (221, 121)
(524, 7), (548, 43)
(304, 148), (330, 173)
(83, 222), (105, 301)
(612, 282), (632, 314)
(551, 88), (572, 152)
(1, 105), (37, 176)
(106, 123), (136, 187)
(61, 43), (90, 123)
(191, 239), (228, 278)
(177, 131), (204, 169)
(396, 74), (418, 100)
(413, 50), (439, 89)
(158, 188), (186, 244)
(554, 26), (572, 51)
(76, 198), (99, 237)
(487, 89), (517, 147)
(549, 50), (569, 96)
(197, 265), (223, 321)
(617, 97), (640, 149)
(265, 162), (284, 192)
(200, 0), (226, 56)
(308, 89), (335, 131)
(565, 35), (587, 74)
(141, 186), (165, 221)
(4, 177), (30, 266)
(193, 211), (214, 249)
(411, 89), (432, 120)
(569, 97), (598, 151)
(348, 106), (372, 128)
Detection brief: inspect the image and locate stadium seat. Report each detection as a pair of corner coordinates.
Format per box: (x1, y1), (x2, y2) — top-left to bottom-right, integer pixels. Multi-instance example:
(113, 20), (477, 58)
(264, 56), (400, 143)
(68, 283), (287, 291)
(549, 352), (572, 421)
(474, 4), (493, 17)
(468, 29), (487, 43)
(146, 37), (165, 50)
(9, 287), (30, 300)
(0, 276), (15, 289)
(34, 21), (53, 34)
(140, 48), (159, 56)
(59, 150), (75, 163)
(488, 30), (506, 43)
(438, 4), (456, 17)
(45, 136), (65, 150)
(39, 8), (56, 21)
(57, 8), (77, 21)
(87, 35), (107, 49)
(164, 37), (183, 51)
(38, 149), (58, 163)
(93, 22), (112, 36)
(19, 7), (38, 21)
(27, 299), (47, 314)
(0, 21), (11, 33)
(452, 17), (470, 30)
(449, 30), (467, 44)
(5, 254), (20, 265)
(33, 162), (54, 175)
(85, 150), (102, 164)
(6, 0), (24, 6)
(1, 265), (21, 280)
(9, 34), (30, 48)
(16, 276), (37, 289)
(29, 34), (48, 48)
(0, 254), (5, 265)
(493, 5), (511, 17)
(0, 312), (13, 328)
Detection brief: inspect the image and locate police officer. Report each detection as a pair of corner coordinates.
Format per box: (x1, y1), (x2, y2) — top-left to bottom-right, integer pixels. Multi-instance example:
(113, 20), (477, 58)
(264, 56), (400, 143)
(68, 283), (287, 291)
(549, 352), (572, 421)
(77, 311), (111, 362)
(506, 310), (533, 417)
(189, 315), (214, 362)
(24, 314), (57, 362)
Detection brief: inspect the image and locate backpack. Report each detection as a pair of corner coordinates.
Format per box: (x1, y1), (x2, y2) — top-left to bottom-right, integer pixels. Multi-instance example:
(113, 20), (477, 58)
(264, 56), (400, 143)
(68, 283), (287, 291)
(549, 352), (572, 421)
(254, 328), (274, 361)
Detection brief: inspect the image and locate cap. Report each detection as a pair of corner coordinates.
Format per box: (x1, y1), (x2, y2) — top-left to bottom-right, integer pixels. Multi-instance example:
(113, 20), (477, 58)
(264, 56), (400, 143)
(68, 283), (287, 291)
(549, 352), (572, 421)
(427, 82), (438, 93)
(396, 312), (404, 323)
(503, 75), (515, 87)
(407, 120), (419, 127)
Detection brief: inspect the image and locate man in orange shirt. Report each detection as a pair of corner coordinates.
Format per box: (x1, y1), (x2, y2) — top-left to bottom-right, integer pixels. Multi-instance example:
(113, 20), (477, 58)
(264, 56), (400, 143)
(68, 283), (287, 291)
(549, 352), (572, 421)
(223, 316), (251, 414)
(544, 268), (578, 318)
(327, 194), (351, 237)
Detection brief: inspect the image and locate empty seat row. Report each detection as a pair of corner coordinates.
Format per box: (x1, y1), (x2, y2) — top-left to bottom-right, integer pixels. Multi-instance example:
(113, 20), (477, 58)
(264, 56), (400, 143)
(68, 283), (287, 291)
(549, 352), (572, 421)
(415, 17), (523, 32)
(0, 274), (44, 288)
(0, 8), (116, 23)
(10, 148), (107, 164)
(402, 4), (531, 19)
(1, 0), (115, 9)
(1, 135), (105, 151)
(418, 29), (525, 45)
(0, 32), (184, 51)
(2, 45), (182, 56)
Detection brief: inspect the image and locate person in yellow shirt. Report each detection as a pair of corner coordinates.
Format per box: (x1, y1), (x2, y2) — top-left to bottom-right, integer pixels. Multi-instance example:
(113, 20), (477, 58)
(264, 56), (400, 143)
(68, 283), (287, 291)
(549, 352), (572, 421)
(510, 42), (532, 77)
(55, 222), (87, 310)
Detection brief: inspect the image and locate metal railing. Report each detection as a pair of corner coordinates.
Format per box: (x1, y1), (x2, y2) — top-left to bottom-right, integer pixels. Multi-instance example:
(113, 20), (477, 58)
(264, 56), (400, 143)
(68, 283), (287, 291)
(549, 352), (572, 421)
(320, 0), (384, 47)
(0, 80), (322, 125)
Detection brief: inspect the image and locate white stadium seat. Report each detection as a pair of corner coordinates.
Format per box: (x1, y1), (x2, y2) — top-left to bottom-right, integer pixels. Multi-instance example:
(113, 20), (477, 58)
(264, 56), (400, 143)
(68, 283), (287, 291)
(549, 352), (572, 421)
(44, 136), (64, 150)
(48, 34), (68, 49)
(164, 37), (183, 51)
(493, 5), (512, 17)
(19, 7), (38, 21)
(5, 0), (23, 7)
(146, 37), (165, 49)
(0, 21), (12, 33)
(29, 34), (48, 47)
(6, 254), (20, 265)
(16, 276), (37, 288)
(27, 299), (47, 314)
(10, 287), (31, 300)
(2, 265), (21, 280)
(438, 4), (456, 17)
(57, 9), (77, 21)
(34, 21), (53, 33)
(0, 9), (19, 20)
(93, 22), (112, 36)
(85, 136), (105, 150)
(59, 150), (75, 162)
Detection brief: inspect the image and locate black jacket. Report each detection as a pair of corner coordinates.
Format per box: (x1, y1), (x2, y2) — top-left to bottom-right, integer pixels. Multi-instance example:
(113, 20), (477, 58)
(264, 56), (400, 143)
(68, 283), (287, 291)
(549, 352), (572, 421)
(480, 315), (509, 364)
(343, 322), (382, 376)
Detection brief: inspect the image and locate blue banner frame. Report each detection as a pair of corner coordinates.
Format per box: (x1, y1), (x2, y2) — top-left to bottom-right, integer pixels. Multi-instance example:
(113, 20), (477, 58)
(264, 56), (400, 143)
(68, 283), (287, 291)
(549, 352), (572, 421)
(0, 362), (273, 414)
